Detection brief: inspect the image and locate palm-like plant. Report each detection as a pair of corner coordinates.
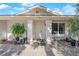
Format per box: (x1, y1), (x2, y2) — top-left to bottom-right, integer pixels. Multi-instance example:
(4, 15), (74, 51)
(11, 23), (26, 40)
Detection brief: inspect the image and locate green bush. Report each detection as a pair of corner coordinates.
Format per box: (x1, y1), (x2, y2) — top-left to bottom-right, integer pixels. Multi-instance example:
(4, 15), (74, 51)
(11, 23), (26, 40)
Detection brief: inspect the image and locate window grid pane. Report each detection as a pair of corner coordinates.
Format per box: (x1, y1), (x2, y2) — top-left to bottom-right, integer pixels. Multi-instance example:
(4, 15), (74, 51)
(52, 23), (58, 34)
(59, 23), (65, 34)
(52, 23), (65, 34)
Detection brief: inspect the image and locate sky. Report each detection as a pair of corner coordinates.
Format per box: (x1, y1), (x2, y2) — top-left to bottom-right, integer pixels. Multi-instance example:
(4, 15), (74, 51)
(0, 3), (77, 15)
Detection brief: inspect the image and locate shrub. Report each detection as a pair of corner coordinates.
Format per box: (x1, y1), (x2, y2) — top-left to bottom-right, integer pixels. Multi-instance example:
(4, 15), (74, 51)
(11, 23), (26, 40)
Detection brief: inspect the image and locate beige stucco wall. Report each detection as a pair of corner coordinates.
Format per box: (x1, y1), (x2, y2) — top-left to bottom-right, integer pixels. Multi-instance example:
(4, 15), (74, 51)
(0, 20), (7, 39)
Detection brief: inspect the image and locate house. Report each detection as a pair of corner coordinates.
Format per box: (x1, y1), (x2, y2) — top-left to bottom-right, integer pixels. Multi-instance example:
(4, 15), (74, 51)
(0, 5), (71, 44)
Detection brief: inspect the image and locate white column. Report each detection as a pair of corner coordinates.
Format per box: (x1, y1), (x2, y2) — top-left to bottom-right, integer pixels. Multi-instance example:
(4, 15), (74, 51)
(27, 20), (33, 44)
(46, 20), (52, 44)
(65, 24), (69, 37)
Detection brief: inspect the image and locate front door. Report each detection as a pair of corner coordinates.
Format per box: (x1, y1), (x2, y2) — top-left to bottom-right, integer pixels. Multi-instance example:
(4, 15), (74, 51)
(33, 20), (46, 40)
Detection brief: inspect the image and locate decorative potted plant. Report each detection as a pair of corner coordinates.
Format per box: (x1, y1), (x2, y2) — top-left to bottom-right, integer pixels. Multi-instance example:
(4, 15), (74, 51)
(11, 23), (26, 41)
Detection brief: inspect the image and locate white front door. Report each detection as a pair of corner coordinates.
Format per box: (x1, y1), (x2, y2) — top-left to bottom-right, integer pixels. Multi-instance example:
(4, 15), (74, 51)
(33, 20), (46, 39)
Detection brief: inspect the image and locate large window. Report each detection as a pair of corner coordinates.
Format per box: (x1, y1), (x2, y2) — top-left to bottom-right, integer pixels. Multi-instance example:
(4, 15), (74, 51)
(52, 23), (65, 34)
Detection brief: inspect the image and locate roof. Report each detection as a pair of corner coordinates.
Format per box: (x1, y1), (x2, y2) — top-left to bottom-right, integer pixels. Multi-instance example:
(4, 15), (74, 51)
(0, 5), (75, 16)
(17, 5), (60, 16)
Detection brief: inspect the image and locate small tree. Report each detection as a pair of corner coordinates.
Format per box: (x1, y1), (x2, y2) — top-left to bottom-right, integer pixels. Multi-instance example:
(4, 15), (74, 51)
(66, 15), (79, 39)
(11, 23), (26, 40)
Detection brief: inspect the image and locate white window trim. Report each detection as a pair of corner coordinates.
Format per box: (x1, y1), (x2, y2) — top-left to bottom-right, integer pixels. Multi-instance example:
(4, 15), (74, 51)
(52, 22), (65, 36)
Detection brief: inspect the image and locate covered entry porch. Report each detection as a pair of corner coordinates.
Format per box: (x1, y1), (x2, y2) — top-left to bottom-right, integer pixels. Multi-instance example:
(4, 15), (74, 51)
(33, 20), (46, 40)
(0, 16), (69, 44)
(27, 19), (53, 44)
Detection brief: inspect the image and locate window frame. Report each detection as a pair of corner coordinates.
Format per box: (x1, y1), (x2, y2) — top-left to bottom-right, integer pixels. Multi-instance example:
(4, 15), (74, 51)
(52, 23), (65, 35)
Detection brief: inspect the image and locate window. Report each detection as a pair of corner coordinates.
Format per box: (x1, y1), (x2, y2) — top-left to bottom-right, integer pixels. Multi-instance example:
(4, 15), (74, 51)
(59, 23), (65, 34)
(52, 23), (65, 34)
(52, 23), (58, 34)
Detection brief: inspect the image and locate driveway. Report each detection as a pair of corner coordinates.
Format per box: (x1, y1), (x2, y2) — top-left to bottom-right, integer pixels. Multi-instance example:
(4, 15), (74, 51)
(0, 44), (26, 56)
(19, 44), (79, 56)
(1, 43), (79, 56)
(19, 45), (55, 56)
(0, 44), (55, 56)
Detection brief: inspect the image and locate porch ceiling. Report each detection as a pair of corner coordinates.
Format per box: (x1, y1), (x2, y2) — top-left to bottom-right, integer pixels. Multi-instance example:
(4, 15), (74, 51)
(0, 16), (72, 20)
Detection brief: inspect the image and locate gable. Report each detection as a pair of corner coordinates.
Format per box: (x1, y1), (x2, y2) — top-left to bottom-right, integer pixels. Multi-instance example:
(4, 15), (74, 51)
(18, 6), (59, 16)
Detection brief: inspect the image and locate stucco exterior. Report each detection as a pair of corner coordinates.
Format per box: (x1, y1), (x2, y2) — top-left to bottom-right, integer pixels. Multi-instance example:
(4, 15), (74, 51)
(0, 5), (71, 44)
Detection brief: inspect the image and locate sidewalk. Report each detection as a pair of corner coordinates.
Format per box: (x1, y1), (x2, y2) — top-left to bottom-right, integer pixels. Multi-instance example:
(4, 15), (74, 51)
(19, 45), (46, 56)
(18, 45), (62, 56)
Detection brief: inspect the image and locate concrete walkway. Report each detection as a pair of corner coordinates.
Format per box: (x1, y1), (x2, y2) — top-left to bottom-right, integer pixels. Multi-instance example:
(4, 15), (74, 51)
(19, 45), (56, 56)
(19, 45), (46, 56)
(1, 44), (79, 56)
(0, 44), (55, 56)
